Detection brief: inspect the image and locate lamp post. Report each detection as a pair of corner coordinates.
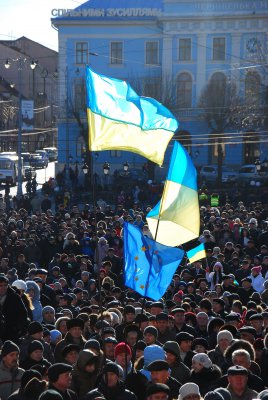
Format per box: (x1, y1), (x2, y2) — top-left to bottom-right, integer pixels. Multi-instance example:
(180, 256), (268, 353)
(123, 161), (129, 173)
(4, 57), (33, 198)
(255, 159), (261, 173)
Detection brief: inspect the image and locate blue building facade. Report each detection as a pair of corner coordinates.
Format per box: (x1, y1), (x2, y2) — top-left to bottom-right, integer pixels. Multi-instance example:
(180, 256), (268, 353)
(52, 0), (268, 179)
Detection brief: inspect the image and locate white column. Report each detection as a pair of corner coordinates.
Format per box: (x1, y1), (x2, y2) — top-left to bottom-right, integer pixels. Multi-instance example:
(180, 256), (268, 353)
(196, 33), (207, 103)
(162, 35), (173, 100)
(231, 33), (242, 92)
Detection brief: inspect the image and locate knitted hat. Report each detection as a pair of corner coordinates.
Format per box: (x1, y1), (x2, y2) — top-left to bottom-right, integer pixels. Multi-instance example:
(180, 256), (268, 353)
(179, 383), (200, 400)
(146, 383), (170, 397)
(84, 339), (101, 352)
(102, 361), (120, 377)
(252, 266), (262, 274)
(42, 306), (55, 314)
(214, 389), (232, 400)
(192, 353), (212, 368)
(28, 321), (43, 335)
(114, 342), (132, 358)
(50, 330), (62, 344)
(163, 341), (180, 358)
(28, 340), (44, 354)
(204, 391), (224, 400)
(20, 370), (42, 389)
(48, 363), (73, 383)
(1, 340), (19, 358)
(12, 280), (27, 291)
(217, 330), (233, 344)
(144, 326), (158, 338)
(39, 390), (63, 400)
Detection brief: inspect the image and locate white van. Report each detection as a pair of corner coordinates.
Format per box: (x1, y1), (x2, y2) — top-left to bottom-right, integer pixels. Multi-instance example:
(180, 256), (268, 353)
(43, 147), (58, 161)
(0, 153), (24, 185)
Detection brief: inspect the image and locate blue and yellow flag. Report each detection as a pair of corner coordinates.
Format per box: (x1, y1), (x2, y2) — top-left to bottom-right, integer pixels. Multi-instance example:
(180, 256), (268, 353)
(124, 222), (184, 300)
(146, 141), (200, 247)
(86, 67), (178, 166)
(186, 243), (206, 263)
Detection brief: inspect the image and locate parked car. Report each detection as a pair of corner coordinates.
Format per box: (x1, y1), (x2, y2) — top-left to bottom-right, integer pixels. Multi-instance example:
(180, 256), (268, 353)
(43, 147), (58, 161)
(31, 150), (49, 169)
(238, 164), (268, 186)
(199, 165), (238, 184)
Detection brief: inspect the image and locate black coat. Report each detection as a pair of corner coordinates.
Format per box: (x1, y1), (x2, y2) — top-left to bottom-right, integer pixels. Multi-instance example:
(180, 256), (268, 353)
(190, 366), (222, 396)
(0, 286), (28, 343)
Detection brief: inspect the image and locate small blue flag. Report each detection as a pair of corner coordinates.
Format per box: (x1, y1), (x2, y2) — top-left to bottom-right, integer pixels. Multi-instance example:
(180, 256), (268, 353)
(124, 222), (184, 300)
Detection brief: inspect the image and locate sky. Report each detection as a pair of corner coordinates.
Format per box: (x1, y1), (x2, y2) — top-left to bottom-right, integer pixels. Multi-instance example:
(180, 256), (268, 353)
(1, 0), (83, 51)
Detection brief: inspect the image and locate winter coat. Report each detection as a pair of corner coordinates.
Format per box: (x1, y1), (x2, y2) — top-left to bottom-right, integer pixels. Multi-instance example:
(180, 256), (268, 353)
(208, 345), (225, 369)
(54, 332), (86, 362)
(23, 243), (41, 264)
(87, 380), (137, 400)
(0, 286), (28, 343)
(95, 239), (109, 267)
(25, 281), (42, 323)
(19, 335), (54, 364)
(250, 273), (265, 293)
(71, 350), (99, 398)
(190, 365), (222, 396)
(0, 360), (24, 400)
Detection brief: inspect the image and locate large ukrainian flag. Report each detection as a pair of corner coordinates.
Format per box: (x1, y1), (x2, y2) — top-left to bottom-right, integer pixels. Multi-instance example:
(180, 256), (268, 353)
(147, 141), (200, 247)
(86, 66), (178, 166)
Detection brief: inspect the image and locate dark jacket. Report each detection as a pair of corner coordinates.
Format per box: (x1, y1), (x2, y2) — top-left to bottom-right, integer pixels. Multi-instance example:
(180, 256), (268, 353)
(0, 286), (28, 343)
(54, 332), (86, 362)
(217, 371), (265, 392)
(190, 365), (222, 396)
(87, 380), (137, 400)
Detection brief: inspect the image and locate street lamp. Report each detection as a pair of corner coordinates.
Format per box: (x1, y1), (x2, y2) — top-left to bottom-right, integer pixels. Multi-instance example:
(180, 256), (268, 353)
(82, 162), (89, 175)
(103, 161), (110, 175)
(255, 159), (261, 173)
(4, 56), (33, 198)
(123, 161), (129, 172)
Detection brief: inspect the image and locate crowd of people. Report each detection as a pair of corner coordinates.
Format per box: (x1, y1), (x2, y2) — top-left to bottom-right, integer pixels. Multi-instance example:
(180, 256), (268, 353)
(0, 189), (267, 400)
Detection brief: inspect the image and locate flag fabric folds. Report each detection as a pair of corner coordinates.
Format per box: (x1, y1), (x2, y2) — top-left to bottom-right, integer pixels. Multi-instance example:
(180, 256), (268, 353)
(124, 222), (184, 300)
(146, 141), (200, 247)
(86, 66), (178, 166)
(186, 243), (206, 263)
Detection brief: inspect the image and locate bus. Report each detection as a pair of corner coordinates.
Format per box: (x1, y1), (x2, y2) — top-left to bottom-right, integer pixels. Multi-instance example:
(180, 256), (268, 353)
(0, 152), (24, 186)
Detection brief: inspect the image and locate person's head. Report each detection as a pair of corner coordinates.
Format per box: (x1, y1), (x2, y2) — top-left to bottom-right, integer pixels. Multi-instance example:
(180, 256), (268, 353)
(28, 340), (44, 362)
(42, 306), (55, 323)
(103, 337), (118, 359)
(62, 344), (80, 365)
(178, 383), (201, 400)
(232, 349), (251, 369)
(156, 313), (169, 333)
(66, 318), (84, 339)
(147, 360), (170, 384)
(48, 363), (73, 391)
(196, 312), (209, 328)
(176, 332), (194, 352)
(163, 341), (180, 366)
(0, 274), (9, 296)
(191, 353), (212, 373)
(217, 330), (233, 351)
(143, 323), (158, 344)
(171, 308), (185, 325)
(0, 340), (20, 370)
(114, 342), (132, 368)
(249, 314), (263, 331)
(227, 366), (248, 394)
(102, 362), (120, 387)
(146, 383), (170, 400)
(124, 305), (136, 323)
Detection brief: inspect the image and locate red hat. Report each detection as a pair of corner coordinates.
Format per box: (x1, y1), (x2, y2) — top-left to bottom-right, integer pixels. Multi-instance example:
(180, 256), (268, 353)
(114, 342), (132, 358)
(252, 266), (262, 274)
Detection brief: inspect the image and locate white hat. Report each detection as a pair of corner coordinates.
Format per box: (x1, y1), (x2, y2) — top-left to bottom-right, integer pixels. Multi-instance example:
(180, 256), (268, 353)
(12, 279), (27, 291)
(192, 353), (212, 369)
(179, 383), (200, 400)
(217, 330), (233, 344)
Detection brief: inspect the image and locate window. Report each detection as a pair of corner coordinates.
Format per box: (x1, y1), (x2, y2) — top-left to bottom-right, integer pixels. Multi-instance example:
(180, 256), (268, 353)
(76, 42), (88, 64)
(176, 73), (192, 107)
(245, 71), (261, 105)
(110, 150), (121, 157)
(144, 80), (161, 100)
(110, 42), (123, 64)
(145, 41), (159, 65)
(74, 79), (86, 112)
(213, 37), (226, 61)
(179, 39), (191, 61)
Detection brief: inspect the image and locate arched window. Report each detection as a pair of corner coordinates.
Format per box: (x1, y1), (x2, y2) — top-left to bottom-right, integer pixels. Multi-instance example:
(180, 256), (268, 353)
(245, 72), (261, 105)
(177, 73), (192, 108)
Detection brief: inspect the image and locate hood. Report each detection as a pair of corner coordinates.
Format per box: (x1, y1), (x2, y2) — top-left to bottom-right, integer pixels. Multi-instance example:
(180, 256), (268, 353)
(26, 280), (40, 301)
(143, 345), (166, 368)
(77, 349), (98, 370)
